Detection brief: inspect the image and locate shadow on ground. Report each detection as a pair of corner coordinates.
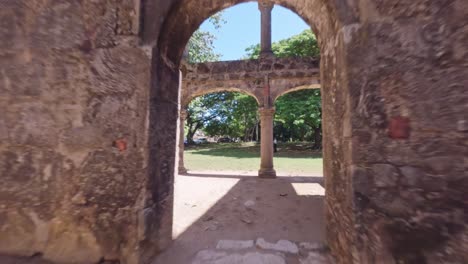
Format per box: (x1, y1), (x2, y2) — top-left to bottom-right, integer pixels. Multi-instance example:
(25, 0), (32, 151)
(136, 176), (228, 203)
(152, 172), (326, 264)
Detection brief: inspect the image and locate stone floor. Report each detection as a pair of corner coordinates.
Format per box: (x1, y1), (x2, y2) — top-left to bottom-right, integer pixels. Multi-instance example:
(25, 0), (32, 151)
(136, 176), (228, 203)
(191, 239), (333, 264)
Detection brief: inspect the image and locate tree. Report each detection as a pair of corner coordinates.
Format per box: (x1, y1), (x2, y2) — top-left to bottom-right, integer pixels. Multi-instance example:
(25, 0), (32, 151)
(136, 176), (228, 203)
(275, 90), (322, 148)
(187, 92), (259, 142)
(245, 29), (319, 59)
(186, 93), (232, 143)
(184, 12), (227, 142)
(186, 13), (226, 63)
(203, 93), (259, 141)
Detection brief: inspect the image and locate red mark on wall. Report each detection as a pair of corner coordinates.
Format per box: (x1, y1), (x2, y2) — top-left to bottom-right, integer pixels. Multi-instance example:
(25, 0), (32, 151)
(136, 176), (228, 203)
(114, 139), (127, 152)
(389, 116), (411, 139)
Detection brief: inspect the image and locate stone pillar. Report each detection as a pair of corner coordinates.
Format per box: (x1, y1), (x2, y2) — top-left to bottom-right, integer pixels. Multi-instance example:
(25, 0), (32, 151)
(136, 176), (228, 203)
(258, 107), (276, 178)
(258, 0), (274, 58)
(178, 109), (188, 174)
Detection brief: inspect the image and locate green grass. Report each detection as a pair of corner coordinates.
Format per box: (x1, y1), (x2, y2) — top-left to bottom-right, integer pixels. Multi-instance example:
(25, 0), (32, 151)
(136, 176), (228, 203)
(184, 142), (323, 175)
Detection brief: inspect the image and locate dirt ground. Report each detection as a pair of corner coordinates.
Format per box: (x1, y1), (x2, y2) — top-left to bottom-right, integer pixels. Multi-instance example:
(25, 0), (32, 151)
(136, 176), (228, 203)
(152, 170), (326, 264)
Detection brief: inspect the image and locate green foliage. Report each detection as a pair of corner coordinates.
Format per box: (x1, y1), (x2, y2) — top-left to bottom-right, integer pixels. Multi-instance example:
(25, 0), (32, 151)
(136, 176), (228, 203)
(204, 93), (258, 140)
(186, 92), (232, 143)
(245, 29), (319, 59)
(274, 90), (322, 147)
(188, 31), (220, 63)
(187, 11), (226, 63)
(187, 92), (259, 142)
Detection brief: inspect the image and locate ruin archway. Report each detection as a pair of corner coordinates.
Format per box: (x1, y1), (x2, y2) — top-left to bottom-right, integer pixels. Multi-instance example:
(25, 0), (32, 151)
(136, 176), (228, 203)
(145, 1), (467, 264)
(273, 84), (321, 103)
(1, 1), (464, 264)
(178, 90), (260, 174)
(146, 0), (355, 262)
(182, 87), (261, 109)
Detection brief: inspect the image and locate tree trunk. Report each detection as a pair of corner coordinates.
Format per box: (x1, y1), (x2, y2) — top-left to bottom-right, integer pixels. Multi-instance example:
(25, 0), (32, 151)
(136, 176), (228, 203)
(313, 126), (322, 149)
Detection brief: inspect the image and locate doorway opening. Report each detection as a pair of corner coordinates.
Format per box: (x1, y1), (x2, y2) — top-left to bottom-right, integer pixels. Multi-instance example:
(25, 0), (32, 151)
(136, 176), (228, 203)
(152, 2), (330, 263)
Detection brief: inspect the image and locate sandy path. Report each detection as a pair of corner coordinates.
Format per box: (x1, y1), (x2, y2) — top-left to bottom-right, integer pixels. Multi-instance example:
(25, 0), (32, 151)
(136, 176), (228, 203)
(152, 171), (325, 264)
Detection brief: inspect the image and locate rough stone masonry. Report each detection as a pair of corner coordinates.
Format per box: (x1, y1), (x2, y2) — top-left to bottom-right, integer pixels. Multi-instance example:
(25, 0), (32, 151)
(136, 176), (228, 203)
(0, 0), (467, 264)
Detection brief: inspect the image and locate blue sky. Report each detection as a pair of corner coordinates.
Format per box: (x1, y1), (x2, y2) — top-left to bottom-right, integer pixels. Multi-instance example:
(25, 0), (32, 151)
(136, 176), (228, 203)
(199, 2), (309, 61)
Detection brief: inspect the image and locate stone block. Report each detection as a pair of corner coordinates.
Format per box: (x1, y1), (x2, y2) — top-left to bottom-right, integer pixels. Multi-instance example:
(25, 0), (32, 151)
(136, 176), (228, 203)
(43, 220), (102, 264)
(0, 119), (8, 141)
(193, 250), (286, 264)
(89, 47), (151, 96)
(300, 252), (330, 264)
(371, 164), (399, 187)
(61, 126), (105, 150)
(31, 1), (86, 50)
(256, 238), (299, 254)
(7, 105), (60, 148)
(216, 240), (255, 250)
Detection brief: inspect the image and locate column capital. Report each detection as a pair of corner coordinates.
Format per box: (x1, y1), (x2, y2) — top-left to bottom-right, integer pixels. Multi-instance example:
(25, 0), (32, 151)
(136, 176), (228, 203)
(258, 0), (274, 11)
(258, 107), (276, 117)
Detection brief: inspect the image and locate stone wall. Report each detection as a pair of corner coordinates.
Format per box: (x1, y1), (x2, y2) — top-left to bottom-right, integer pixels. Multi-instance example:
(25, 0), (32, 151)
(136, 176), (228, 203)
(0, 0), (466, 263)
(0, 1), (154, 263)
(181, 56), (320, 106)
(345, 1), (468, 263)
(152, 0), (468, 263)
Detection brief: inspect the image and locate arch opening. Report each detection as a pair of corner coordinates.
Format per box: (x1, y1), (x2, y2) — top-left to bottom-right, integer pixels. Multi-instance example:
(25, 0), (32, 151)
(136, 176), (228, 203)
(147, 0), (355, 263)
(0, 0), (463, 263)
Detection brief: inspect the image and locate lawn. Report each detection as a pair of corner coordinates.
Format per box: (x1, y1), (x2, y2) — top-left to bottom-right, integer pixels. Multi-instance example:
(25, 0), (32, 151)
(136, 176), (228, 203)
(184, 142), (323, 175)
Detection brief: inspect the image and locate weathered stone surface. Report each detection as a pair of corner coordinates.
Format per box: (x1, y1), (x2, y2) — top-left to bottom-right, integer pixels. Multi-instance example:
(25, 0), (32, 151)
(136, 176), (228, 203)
(181, 57), (320, 107)
(1, 0), (466, 264)
(300, 252), (331, 264)
(371, 164), (400, 188)
(216, 240), (255, 250)
(299, 242), (325, 251)
(256, 238), (299, 254)
(192, 250), (286, 264)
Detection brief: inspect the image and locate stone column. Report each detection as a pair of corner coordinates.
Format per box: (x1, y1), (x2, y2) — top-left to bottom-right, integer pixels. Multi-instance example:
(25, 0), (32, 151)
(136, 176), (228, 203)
(258, 107), (276, 178)
(178, 109), (188, 174)
(258, 0), (274, 58)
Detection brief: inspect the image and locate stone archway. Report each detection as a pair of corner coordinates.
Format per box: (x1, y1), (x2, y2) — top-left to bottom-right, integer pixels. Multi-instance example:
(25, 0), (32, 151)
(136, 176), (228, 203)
(273, 85), (321, 103)
(177, 89), (260, 174)
(146, 0), (354, 262)
(145, 1), (467, 263)
(0, 1), (465, 264)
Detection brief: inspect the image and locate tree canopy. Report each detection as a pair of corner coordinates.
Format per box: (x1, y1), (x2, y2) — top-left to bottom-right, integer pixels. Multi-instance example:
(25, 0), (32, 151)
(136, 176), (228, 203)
(186, 13), (226, 63)
(245, 29), (319, 59)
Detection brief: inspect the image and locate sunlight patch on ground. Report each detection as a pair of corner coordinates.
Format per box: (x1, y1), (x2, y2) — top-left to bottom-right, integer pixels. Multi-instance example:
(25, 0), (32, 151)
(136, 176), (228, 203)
(172, 174), (239, 238)
(291, 183), (325, 196)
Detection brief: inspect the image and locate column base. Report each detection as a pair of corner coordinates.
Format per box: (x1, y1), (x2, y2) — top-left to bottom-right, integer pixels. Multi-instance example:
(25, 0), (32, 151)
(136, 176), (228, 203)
(258, 168), (276, 178)
(178, 167), (188, 175)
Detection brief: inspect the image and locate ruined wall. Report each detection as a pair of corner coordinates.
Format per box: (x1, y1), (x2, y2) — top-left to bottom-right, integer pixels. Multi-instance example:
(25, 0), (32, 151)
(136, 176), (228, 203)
(1, 0), (466, 263)
(345, 0), (468, 263)
(153, 0), (468, 263)
(181, 56), (320, 106)
(0, 1), (154, 263)
(151, 0), (361, 263)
